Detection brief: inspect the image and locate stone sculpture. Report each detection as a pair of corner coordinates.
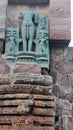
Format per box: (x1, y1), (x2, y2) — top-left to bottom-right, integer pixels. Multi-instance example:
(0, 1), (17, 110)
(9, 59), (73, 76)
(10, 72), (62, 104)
(36, 16), (49, 69)
(36, 16), (49, 54)
(5, 27), (19, 53)
(21, 10), (39, 51)
(5, 10), (49, 70)
(5, 27), (20, 62)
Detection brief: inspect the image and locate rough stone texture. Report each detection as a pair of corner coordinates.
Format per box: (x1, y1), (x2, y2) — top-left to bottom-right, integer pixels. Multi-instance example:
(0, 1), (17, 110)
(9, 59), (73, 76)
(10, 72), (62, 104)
(55, 97), (73, 130)
(0, 56), (10, 74)
(0, 0), (8, 39)
(50, 0), (71, 43)
(0, 57), (42, 74)
(50, 47), (73, 103)
(0, 73), (55, 130)
(50, 47), (73, 130)
(13, 64), (41, 74)
(0, 0), (71, 129)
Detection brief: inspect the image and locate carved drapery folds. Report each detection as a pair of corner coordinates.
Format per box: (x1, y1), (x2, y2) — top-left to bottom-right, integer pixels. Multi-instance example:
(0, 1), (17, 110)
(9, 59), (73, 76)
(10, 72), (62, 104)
(5, 10), (50, 70)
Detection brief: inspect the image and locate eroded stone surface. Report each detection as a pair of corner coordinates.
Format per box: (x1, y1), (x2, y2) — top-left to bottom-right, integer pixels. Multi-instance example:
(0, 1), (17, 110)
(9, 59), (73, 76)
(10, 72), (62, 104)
(13, 64), (41, 74)
(0, 73), (54, 130)
(50, 47), (73, 102)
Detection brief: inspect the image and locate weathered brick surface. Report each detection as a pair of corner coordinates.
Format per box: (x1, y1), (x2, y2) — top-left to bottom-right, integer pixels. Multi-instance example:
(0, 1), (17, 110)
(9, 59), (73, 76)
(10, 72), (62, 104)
(33, 117), (55, 126)
(13, 64), (41, 74)
(0, 94), (53, 100)
(0, 56), (10, 74)
(0, 73), (54, 130)
(0, 84), (52, 95)
(33, 108), (54, 116)
(0, 74), (52, 86)
(34, 100), (54, 107)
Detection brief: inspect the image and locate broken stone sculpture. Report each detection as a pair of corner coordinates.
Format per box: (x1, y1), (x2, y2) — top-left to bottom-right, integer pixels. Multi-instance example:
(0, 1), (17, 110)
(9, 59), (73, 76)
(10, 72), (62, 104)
(5, 10), (49, 70)
(21, 9), (39, 51)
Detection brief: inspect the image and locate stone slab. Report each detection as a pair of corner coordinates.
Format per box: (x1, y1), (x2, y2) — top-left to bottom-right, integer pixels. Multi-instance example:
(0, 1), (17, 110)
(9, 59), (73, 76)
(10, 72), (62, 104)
(33, 108), (54, 116)
(0, 73), (52, 86)
(49, 0), (71, 46)
(0, 116), (54, 126)
(0, 94), (54, 100)
(0, 84), (52, 95)
(13, 64), (41, 74)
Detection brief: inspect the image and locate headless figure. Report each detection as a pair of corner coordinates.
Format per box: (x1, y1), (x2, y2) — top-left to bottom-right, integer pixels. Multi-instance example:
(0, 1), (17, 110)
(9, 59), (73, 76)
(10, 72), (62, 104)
(21, 10), (38, 52)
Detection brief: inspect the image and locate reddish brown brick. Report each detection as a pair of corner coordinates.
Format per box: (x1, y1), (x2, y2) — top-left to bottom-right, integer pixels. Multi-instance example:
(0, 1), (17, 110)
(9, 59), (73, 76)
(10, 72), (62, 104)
(13, 64), (41, 74)
(33, 108), (54, 116)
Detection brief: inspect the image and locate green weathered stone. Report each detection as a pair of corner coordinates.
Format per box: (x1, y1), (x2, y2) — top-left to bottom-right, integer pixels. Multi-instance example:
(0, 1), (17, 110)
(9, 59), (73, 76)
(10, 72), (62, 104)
(21, 9), (39, 52)
(5, 10), (50, 70)
(5, 27), (20, 62)
(36, 16), (49, 69)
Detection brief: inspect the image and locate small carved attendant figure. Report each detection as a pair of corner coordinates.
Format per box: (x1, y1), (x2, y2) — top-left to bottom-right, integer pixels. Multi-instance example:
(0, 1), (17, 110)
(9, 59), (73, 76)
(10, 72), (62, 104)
(21, 9), (39, 52)
(36, 16), (49, 55)
(5, 27), (19, 54)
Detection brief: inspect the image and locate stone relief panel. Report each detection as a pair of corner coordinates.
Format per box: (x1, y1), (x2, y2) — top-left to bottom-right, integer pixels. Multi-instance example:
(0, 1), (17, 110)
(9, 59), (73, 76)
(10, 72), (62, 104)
(5, 9), (50, 70)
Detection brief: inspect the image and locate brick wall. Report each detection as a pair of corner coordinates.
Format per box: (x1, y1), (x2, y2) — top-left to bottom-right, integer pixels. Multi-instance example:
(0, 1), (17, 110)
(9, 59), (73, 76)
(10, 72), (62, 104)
(0, 73), (55, 130)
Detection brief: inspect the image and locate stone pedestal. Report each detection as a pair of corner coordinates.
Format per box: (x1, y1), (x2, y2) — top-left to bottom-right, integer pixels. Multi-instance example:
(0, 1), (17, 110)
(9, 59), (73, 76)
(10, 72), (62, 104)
(5, 52), (16, 63)
(16, 52), (36, 65)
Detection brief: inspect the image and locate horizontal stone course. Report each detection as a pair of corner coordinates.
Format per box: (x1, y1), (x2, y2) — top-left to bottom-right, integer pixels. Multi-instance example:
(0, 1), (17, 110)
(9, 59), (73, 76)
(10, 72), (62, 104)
(0, 73), (54, 129)
(0, 73), (52, 86)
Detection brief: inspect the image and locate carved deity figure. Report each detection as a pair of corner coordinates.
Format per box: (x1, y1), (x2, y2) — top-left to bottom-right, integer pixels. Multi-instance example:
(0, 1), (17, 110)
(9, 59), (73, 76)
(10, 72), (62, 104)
(36, 16), (49, 55)
(21, 9), (39, 52)
(5, 27), (19, 54)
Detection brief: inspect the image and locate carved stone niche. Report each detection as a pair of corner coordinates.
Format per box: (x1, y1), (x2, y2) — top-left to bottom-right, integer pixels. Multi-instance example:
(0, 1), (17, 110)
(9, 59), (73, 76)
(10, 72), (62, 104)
(5, 10), (50, 71)
(8, 0), (50, 6)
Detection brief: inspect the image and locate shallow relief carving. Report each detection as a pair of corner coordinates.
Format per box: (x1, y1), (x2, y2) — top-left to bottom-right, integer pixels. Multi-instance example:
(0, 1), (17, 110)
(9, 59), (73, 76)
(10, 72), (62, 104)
(5, 10), (50, 70)
(5, 27), (20, 62)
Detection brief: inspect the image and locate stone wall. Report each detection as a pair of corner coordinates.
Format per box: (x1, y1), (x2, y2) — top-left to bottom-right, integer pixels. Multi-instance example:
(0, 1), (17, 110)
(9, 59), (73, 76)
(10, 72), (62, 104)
(50, 47), (73, 130)
(6, 0), (71, 45)
(0, 73), (54, 130)
(0, 0), (71, 129)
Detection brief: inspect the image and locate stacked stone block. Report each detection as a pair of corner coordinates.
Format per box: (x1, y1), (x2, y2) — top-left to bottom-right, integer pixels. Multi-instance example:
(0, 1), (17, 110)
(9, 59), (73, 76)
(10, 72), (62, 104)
(0, 73), (54, 130)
